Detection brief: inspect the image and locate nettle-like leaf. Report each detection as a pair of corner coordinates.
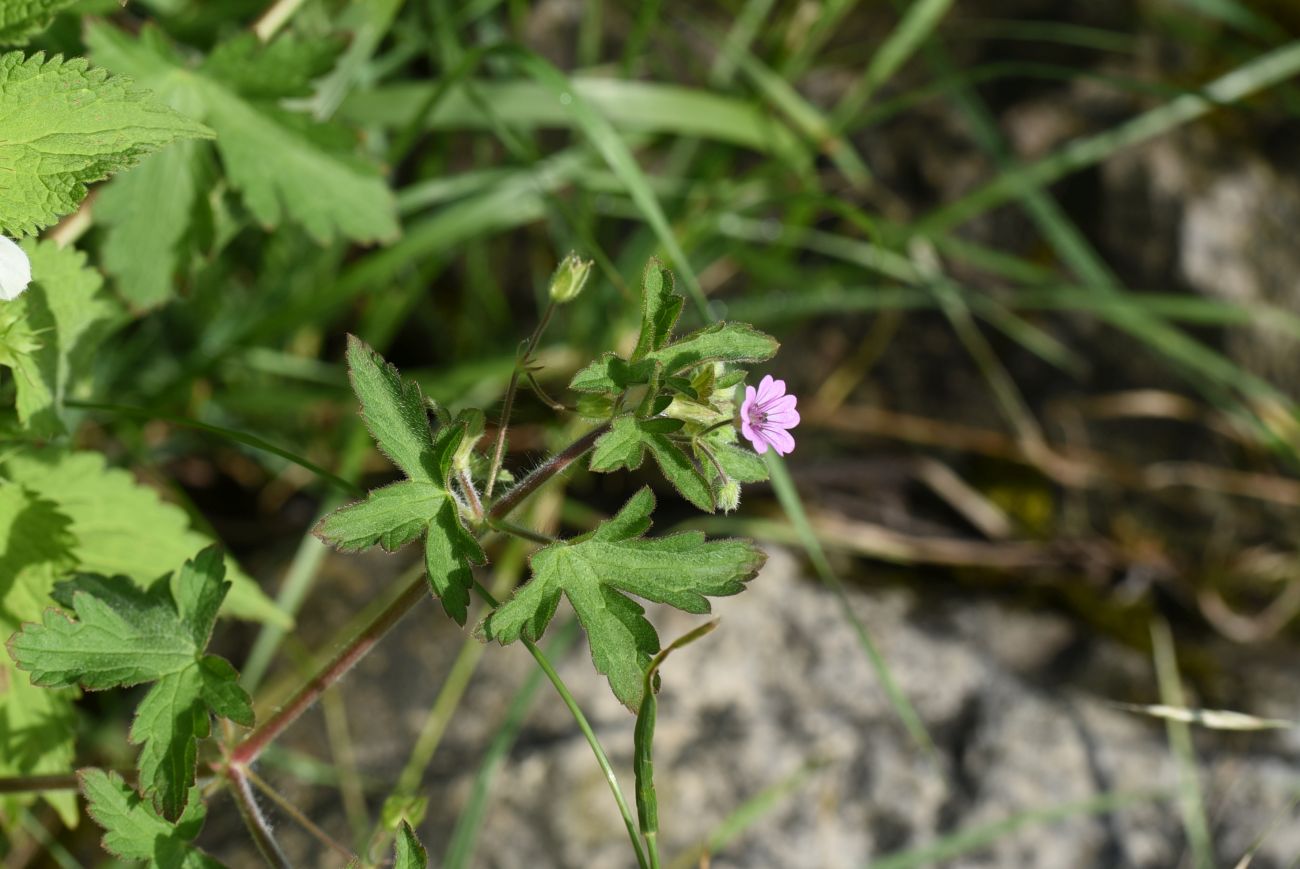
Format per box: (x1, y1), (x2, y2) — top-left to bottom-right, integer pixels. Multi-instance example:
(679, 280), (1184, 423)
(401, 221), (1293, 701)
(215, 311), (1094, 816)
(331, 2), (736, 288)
(315, 336), (485, 625)
(0, 239), (121, 434)
(0, 0), (79, 45)
(9, 547), (253, 820)
(87, 22), (398, 252)
(480, 488), (765, 709)
(3, 447), (288, 627)
(0, 50), (213, 236)
(81, 769), (224, 869)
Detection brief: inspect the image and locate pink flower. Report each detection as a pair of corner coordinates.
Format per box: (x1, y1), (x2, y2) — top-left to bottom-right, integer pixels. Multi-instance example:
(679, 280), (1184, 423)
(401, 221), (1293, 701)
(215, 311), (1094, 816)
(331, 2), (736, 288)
(740, 375), (799, 456)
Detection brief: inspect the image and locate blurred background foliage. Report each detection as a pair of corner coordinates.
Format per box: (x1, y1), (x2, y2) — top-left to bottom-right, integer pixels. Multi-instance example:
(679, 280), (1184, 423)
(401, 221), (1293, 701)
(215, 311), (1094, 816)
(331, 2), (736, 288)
(9, 0), (1300, 865)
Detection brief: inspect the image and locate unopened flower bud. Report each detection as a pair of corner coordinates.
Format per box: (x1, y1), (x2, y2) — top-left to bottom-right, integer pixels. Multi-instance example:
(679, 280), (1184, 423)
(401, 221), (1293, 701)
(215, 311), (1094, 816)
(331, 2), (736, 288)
(549, 251), (592, 304)
(717, 479), (741, 513)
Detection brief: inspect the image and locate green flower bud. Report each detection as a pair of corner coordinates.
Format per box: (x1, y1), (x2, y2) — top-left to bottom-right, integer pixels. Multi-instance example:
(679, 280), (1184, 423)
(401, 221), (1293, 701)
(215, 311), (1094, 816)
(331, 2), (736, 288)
(717, 479), (741, 513)
(549, 251), (593, 304)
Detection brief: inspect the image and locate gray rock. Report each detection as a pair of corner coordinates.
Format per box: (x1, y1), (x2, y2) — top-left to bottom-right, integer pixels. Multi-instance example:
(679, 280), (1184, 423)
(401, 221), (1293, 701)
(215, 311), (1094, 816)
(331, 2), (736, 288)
(208, 547), (1300, 868)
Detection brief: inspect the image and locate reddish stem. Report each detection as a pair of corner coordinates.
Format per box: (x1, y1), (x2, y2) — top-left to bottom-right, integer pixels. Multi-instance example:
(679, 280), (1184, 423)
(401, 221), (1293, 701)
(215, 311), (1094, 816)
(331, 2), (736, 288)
(230, 576), (426, 766)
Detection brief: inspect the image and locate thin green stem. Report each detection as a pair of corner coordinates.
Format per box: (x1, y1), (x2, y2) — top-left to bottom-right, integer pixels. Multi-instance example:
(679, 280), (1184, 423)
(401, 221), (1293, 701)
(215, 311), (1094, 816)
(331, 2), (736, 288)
(477, 578), (650, 869)
(486, 300), (557, 498)
(646, 832), (663, 869)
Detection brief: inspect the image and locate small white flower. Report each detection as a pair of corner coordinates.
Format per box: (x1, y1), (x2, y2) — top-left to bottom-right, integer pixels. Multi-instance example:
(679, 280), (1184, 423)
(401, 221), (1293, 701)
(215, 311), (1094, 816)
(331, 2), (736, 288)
(0, 237), (32, 301)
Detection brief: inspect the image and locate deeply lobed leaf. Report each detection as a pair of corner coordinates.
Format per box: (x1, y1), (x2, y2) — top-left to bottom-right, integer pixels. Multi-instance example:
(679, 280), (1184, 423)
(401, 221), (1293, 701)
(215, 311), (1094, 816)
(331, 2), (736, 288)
(591, 416), (714, 512)
(81, 769), (223, 869)
(4, 447), (288, 626)
(9, 547), (253, 820)
(317, 338), (486, 624)
(480, 488), (765, 709)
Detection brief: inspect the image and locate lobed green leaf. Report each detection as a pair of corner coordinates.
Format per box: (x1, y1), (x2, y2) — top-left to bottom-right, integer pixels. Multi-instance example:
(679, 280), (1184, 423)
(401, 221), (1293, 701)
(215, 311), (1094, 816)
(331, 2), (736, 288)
(4, 447), (288, 627)
(9, 577), (196, 690)
(321, 341), (485, 624)
(347, 335), (438, 482)
(81, 769), (222, 869)
(591, 416), (714, 512)
(481, 488), (764, 708)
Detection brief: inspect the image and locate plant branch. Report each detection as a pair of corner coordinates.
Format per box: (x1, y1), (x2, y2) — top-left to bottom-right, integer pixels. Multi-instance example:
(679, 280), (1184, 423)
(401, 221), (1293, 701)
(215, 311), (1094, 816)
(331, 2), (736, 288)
(228, 424), (607, 766)
(458, 468), (485, 523)
(488, 422), (610, 519)
(486, 301), (557, 498)
(228, 766), (290, 869)
(244, 767), (358, 865)
(487, 517), (557, 545)
(230, 576), (428, 766)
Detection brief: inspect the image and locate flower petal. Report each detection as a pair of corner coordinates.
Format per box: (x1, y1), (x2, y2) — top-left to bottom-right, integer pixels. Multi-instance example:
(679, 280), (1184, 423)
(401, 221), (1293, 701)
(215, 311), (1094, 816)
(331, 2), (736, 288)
(765, 408), (800, 428)
(761, 394), (797, 415)
(766, 427), (795, 455)
(750, 432), (770, 454)
(0, 237), (32, 302)
(756, 374), (778, 404)
(741, 385), (757, 420)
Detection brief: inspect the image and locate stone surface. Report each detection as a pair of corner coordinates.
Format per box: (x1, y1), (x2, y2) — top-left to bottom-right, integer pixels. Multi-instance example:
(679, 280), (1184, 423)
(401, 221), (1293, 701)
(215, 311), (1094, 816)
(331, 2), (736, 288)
(206, 547), (1300, 868)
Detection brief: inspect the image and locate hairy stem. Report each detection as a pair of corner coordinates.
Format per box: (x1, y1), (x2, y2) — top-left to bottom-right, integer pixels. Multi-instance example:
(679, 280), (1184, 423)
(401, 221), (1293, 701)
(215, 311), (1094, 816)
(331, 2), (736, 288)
(487, 517), (557, 545)
(488, 422), (609, 519)
(230, 577), (428, 766)
(458, 468), (485, 523)
(244, 767), (358, 864)
(228, 766), (290, 869)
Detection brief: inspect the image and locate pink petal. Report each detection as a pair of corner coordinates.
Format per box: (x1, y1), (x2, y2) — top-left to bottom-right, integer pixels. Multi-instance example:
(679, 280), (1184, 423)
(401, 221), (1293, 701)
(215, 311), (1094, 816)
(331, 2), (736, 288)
(766, 427), (795, 455)
(756, 374), (778, 404)
(741, 386), (757, 420)
(740, 419), (758, 445)
(761, 394), (797, 415)
(765, 408), (800, 428)
(750, 432), (770, 454)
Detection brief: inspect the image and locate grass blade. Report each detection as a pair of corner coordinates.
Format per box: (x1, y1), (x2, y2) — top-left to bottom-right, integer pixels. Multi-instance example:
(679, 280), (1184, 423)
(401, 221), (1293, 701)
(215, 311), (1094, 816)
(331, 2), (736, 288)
(921, 41), (1300, 233)
(832, 0), (957, 129)
(1151, 619), (1215, 869)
